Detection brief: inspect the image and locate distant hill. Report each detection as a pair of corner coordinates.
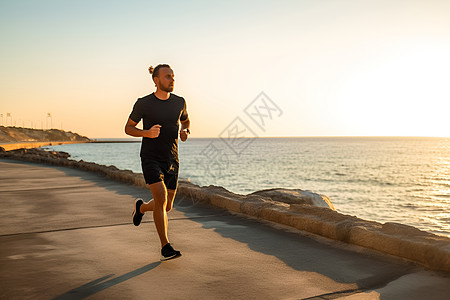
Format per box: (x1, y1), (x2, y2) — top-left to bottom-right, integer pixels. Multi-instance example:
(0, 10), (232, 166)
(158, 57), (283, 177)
(0, 126), (91, 143)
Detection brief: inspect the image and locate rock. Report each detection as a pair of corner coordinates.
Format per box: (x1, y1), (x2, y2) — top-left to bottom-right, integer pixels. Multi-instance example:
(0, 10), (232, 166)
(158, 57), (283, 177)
(249, 188), (335, 210)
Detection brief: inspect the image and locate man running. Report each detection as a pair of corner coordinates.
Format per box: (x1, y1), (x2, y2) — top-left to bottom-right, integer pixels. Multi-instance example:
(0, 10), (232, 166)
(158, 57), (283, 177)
(125, 64), (190, 261)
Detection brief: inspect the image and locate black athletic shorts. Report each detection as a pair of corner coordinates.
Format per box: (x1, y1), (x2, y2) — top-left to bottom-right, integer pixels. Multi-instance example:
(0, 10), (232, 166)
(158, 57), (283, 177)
(141, 158), (179, 190)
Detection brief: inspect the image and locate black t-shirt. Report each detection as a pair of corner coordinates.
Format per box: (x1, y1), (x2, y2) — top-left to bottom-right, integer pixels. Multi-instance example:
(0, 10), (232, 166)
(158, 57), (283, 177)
(129, 93), (188, 161)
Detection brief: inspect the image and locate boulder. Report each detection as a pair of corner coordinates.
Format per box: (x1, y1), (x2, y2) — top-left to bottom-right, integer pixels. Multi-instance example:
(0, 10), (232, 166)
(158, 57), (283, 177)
(249, 188), (335, 210)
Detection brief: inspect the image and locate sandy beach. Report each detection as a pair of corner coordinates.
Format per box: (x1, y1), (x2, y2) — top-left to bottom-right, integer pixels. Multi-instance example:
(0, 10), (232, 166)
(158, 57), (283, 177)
(0, 141), (90, 151)
(1, 158), (449, 299)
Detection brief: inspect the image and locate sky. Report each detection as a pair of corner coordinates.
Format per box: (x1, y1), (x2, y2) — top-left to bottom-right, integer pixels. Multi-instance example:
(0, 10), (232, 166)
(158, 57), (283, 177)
(1, 0), (449, 138)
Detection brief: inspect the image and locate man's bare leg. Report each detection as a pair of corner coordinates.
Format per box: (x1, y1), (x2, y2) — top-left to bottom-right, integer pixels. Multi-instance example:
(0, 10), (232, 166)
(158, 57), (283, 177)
(140, 188), (177, 213)
(140, 199), (154, 213)
(148, 181), (170, 247)
(132, 182), (181, 259)
(166, 188), (176, 212)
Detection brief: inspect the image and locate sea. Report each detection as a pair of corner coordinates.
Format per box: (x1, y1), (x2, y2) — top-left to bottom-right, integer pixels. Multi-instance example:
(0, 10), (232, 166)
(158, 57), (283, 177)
(44, 137), (450, 237)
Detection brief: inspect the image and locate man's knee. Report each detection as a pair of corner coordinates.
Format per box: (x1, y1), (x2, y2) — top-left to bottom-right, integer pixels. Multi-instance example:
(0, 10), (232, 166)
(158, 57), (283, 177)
(166, 197), (173, 212)
(166, 190), (176, 212)
(166, 196), (173, 212)
(149, 181), (168, 206)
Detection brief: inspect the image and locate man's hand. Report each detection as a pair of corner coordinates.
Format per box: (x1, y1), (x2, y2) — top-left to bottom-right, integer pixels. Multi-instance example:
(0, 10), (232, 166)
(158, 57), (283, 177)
(143, 124), (161, 138)
(180, 128), (189, 142)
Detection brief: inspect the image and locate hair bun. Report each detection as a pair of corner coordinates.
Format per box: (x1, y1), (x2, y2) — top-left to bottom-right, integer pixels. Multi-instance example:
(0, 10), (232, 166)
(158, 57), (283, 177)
(148, 66), (154, 74)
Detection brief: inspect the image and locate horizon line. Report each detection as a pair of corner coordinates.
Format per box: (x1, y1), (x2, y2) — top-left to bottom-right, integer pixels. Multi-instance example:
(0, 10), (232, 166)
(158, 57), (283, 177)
(93, 135), (450, 140)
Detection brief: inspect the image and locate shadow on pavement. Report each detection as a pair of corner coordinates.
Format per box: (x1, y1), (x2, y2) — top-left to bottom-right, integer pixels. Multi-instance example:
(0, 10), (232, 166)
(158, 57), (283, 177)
(7, 160), (416, 297)
(3, 159), (153, 200)
(175, 198), (416, 294)
(53, 262), (161, 300)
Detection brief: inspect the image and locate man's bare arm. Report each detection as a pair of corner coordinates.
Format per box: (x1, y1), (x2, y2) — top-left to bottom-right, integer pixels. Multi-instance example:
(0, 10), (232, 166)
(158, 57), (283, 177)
(124, 118), (161, 138)
(180, 117), (190, 131)
(179, 117), (190, 142)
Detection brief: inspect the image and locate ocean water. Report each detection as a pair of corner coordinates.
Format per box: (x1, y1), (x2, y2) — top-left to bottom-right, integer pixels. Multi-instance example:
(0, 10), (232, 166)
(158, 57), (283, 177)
(44, 137), (450, 237)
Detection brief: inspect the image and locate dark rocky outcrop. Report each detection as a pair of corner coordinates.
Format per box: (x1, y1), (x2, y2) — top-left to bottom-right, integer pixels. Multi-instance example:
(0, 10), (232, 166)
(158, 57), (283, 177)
(0, 126), (90, 143)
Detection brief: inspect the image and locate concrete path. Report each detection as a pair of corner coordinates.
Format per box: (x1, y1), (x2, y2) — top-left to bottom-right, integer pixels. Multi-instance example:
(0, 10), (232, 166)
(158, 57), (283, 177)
(0, 159), (449, 300)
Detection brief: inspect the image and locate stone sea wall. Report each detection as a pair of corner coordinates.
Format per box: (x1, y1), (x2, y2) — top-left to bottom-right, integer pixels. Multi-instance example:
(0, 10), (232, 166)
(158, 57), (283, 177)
(1, 147), (449, 272)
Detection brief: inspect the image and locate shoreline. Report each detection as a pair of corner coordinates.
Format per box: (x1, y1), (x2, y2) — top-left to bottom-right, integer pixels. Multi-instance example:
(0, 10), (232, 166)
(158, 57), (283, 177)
(0, 141), (90, 151)
(1, 146), (449, 272)
(0, 140), (139, 151)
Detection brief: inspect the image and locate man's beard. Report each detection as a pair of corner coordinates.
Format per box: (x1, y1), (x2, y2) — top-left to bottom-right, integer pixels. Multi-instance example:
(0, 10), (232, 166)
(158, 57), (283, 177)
(160, 84), (174, 93)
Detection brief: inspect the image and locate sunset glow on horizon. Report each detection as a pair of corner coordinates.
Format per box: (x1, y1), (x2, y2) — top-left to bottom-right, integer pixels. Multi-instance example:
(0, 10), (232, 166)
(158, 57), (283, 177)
(1, 0), (449, 138)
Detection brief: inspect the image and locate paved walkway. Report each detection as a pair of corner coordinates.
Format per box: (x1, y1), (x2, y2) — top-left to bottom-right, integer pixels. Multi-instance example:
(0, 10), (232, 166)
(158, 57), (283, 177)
(0, 159), (449, 299)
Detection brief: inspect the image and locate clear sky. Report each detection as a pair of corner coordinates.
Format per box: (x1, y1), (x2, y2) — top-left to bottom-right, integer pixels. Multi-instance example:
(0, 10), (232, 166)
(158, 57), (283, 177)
(1, 0), (449, 138)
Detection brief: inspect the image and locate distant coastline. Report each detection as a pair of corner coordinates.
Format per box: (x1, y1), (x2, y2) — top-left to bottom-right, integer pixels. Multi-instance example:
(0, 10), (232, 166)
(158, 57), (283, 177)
(0, 126), (91, 151)
(92, 138), (140, 143)
(0, 126), (90, 143)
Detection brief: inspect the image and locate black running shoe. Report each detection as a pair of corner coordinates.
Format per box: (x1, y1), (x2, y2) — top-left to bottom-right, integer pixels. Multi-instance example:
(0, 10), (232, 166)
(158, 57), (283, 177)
(161, 243), (181, 261)
(132, 198), (144, 226)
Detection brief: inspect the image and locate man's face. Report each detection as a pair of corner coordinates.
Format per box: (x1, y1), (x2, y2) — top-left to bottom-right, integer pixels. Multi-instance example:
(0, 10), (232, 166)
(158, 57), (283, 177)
(156, 68), (175, 92)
